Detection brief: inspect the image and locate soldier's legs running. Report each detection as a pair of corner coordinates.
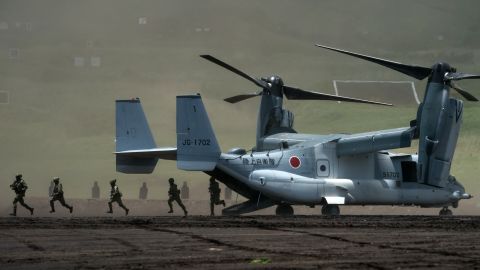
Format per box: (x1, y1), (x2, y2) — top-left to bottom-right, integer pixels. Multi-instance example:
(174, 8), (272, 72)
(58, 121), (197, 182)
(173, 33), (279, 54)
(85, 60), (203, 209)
(59, 197), (73, 213)
(213, 196), (226, 207)
(215, 198), (226, 207)
(107, 200), (114, 213)
(116, 198), (129, 215)
(175, 198), (188, 216)
(10, 198), (18, 216)
(17, 196), (34, 215)
(168, 197), (174, 213)
(50, 198), (56, 213)
(210, 200), (215, 216)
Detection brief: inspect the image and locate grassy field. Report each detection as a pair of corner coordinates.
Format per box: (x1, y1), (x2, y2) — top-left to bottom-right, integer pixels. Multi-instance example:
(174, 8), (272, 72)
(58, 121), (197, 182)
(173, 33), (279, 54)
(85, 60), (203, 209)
(0, 0), (479, 208)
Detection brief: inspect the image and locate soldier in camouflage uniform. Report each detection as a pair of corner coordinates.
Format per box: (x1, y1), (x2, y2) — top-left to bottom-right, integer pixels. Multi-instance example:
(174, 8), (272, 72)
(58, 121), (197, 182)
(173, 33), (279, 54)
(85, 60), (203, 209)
(49, 177), (73, 213)
(9, 174), (34, 216)
(106, 179), (129, 215)
(167, 178), (187, 216)
(208, 177), (226, 216)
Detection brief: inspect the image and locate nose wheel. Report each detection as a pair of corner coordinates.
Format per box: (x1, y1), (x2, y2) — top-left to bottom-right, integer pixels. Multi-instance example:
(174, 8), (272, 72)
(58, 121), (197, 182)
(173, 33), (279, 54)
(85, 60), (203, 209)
(321, 205), (340, 216)
(439, 207), (453, 216)
(275, 204), (294, 216)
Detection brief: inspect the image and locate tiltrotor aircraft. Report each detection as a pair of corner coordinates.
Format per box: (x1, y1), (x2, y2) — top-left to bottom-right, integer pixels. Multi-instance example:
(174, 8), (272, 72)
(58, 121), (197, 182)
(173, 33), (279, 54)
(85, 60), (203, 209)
(115, 44), (478, 216)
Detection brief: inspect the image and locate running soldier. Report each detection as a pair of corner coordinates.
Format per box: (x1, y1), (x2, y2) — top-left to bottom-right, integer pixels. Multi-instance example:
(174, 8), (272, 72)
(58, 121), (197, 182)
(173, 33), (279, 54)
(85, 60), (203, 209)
(49, 177), (73, 213)
(106, 179), (129, 215)
(167, 178), (187, 216)
(208, 177), (225, 216)
(9, 174), (34, 216)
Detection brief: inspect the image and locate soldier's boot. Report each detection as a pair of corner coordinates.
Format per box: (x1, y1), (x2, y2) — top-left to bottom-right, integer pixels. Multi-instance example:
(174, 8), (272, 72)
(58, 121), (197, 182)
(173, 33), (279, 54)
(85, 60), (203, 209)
(210, 203), (215, 216)
(221, 200), (226, 207)
(62, 202), (72, 212)
(117, 201), (129, 216)
(29, 207), (34, 216)
(69, 205), (73, 213)
(182, 206), (188, 217)
(168, 200), (173, 213)
(106, 202), (113, 214)
(49, 201), (55, 213)
(9, 205), (17, 216)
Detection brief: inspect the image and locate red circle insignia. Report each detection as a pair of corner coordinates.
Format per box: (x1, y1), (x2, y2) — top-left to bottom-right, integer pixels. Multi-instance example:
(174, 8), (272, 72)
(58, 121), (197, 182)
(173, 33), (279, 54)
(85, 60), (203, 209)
(289, 156), (301, 169)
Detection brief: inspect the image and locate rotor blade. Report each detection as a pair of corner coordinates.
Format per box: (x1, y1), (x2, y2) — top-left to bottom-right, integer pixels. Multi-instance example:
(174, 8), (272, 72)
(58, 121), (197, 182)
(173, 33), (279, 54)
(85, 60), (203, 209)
(315, 44), (432, 80)
(200, 55), (268, 88)
(445, 72), (480, 81)
(224, 93), (261, 103)
(283, 86), (393, 106)
(449, 81), (479, 102)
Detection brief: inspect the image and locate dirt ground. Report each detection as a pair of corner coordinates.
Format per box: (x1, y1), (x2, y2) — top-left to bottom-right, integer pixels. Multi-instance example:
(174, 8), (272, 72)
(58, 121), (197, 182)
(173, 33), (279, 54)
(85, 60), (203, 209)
(2, 197), (479, 217)
(1, 215), (479, 269)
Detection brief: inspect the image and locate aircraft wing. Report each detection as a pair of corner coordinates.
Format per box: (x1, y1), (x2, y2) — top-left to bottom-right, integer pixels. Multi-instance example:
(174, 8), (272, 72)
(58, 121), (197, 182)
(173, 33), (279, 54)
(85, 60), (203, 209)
(115, 147), (177, 160)
(336, 127), (416, 156)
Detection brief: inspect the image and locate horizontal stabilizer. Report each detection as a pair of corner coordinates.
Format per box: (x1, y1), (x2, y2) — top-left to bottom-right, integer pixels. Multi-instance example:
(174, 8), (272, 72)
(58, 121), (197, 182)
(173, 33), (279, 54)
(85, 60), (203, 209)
(115, 147), (177, 160)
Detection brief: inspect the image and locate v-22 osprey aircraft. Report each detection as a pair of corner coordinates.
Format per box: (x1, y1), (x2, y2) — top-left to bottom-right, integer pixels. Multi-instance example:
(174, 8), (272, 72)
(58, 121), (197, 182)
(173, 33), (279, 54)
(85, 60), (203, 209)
(114, 44), (477, 216)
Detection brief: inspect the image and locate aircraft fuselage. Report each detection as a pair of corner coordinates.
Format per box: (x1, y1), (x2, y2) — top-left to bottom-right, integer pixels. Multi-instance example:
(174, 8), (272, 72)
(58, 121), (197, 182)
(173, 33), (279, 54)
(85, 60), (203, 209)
(216, 137), (466, 208)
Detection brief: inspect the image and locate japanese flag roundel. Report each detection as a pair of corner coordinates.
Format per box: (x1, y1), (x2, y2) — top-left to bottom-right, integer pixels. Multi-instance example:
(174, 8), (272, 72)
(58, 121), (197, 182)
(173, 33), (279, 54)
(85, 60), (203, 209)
(289, 156), (301, 169)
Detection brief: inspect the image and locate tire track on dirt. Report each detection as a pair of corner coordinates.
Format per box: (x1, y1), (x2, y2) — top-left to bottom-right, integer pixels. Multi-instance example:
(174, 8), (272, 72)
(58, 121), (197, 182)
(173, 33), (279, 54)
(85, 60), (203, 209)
(214, 218), (476, 260)
(107, 237), (143, 253)
(86, 230), (143, 254)
(175, 219), (479, 266)
(261, 226), (479, 263)
(137, 225), (388, 270)
(0, 233), (45, 251)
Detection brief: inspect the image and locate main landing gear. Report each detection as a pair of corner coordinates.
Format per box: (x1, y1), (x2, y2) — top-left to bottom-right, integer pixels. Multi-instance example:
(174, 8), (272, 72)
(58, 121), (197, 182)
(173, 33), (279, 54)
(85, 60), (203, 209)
(321, 205), (340, 216)
(439, 207), (452, 216)
(275, 204), (294, 216)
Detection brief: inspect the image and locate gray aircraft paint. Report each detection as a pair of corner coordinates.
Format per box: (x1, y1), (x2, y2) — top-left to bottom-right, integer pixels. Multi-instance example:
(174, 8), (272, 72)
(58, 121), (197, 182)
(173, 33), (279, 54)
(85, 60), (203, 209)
(417, 80), (463, 187)
(176, 95), (221, 171)
(115, 94), (470, 214)
(114, 45), (476, 215)
(115, 98), (158, 174)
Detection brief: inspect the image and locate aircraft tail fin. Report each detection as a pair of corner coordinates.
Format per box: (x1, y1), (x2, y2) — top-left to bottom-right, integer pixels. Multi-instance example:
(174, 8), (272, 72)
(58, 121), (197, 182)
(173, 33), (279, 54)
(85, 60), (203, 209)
(115, 98), (158, 173)
(176, 95), (221, 171)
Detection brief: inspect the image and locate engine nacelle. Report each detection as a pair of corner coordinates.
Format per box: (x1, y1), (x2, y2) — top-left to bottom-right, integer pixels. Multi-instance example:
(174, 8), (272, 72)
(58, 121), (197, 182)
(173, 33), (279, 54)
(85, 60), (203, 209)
(426, 98), (463, 187)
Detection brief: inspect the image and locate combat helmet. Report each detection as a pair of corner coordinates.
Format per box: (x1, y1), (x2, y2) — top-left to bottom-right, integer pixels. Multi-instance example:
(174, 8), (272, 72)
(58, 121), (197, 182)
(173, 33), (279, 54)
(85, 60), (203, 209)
(110, 179), (117, 185)
(15, 174), (22, 180)
(168, 178), (174, 184)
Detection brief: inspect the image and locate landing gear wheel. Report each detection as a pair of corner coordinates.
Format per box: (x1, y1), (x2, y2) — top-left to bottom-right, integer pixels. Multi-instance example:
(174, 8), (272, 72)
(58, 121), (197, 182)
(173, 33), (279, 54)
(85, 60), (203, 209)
(439, 207), (453, 216)
(275, 204), (294, 216)
(321, 205), (340, 216)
